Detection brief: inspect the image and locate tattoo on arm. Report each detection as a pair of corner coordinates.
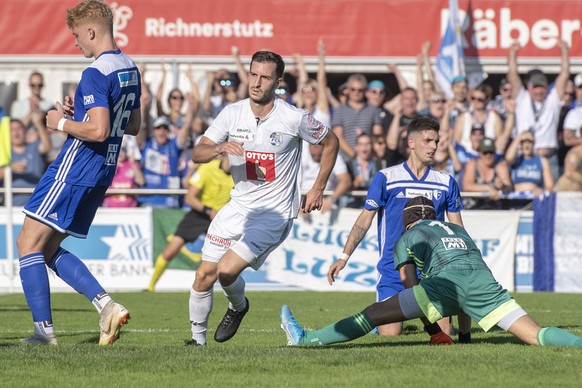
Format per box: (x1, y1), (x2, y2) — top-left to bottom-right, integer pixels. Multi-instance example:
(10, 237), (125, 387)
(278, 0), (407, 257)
(345, 225), (368, 254)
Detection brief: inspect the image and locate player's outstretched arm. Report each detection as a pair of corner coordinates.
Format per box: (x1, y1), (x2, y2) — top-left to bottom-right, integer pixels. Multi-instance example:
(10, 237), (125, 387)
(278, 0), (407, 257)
(192, 136), (243, 163)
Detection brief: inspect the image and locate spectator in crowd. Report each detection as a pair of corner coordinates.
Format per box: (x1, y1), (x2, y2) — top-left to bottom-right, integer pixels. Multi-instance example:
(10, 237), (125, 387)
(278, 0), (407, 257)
(156, 62), (200, 132)
(454, 84), (504, 151)
(281, 196), (582, 348)
(365, 80), (394, 136)
(448, 75), (470, 128)
(332, 74), (383, 161)
(371, 134), (389, 170)
(562, 73), (582, 149)
(301, 142), (351, 223)
(384, 88), (421, 168)
(505, 130), (554, 197)
(334, 83), (349, 107)
(10, 71), (54, 129)
(102, 141), (145, 208)
(348, 133), (377, 191)
(488, 78), (514, 126)
(202, 47), (249, 124)
(416, 41), (443, 114)
(507, 40), (570, 183)
(0, 118), (51, 206)
(462, 137), (512, 205)
(327, 117), (465, 336)
(554, 144), (582, 191)
(557, 79), (576, 174)
(147, 154), (233, 292)
(293, 40), (331, 127)
(138, 115), (190, 208)
(431, 124), (461, 178)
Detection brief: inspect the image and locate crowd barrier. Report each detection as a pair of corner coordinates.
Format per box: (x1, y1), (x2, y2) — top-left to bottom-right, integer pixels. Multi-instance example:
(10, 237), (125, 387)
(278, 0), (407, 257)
(0, 204), (539, 293)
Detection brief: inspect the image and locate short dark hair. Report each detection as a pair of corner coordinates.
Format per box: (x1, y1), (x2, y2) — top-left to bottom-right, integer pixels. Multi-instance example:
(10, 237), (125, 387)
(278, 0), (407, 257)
(407, 117), (439, 134)
(251, 51), (285, 79)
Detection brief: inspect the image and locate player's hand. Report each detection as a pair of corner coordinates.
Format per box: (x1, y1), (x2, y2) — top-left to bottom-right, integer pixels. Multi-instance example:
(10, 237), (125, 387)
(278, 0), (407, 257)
(429, 331), (454, 345)
(327, 259), (347, 285)
(301, 188), (323, 213)
(63, 96), (75, 116)
(46, 102), (66, 131)
(216, 141), (244, 157)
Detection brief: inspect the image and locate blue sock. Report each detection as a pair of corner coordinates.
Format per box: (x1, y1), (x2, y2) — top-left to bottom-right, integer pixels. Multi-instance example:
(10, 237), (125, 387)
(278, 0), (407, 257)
(19, 253), (51, 322)
(48, 248), (104, 301)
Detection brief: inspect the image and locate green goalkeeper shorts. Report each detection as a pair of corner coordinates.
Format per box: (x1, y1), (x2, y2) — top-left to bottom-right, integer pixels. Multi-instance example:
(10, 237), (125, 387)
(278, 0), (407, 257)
(412, 269), (522, 331)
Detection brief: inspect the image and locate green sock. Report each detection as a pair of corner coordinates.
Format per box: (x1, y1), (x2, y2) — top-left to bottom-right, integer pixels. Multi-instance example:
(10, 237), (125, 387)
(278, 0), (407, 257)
(301, 312), (374, 345)
(537, 327), (582, 347)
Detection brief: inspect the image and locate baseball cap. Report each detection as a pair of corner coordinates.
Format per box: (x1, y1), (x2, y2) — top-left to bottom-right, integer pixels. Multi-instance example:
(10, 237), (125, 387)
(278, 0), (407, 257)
(527, 69), (548, 87)
(368, 80), (385, 90)
(153, 116), (171, 128)
(451, 75), (467, 85)
(402, 196), (436, 230)
(574, 73), (582, 88)
(471, 126), (485, 135)
(478, 137), (496, 153)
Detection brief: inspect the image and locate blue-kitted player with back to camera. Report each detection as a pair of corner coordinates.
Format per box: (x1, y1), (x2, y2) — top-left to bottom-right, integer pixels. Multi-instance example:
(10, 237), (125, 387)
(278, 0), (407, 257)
(16, 0), (141, 346)
(281, 196), (582, 348)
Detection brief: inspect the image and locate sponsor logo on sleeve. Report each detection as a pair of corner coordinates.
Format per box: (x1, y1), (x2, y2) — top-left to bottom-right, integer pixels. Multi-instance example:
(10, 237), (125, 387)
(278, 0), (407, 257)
(307, 114), (325, 140)
(118, 70), (139, 87)
(365, 199), (379, 208)
(84, 95), (95, 105)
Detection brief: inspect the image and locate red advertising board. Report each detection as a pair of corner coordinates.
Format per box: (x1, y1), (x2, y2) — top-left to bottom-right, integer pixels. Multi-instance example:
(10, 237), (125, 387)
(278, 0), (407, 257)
(2, 0), (581, 58)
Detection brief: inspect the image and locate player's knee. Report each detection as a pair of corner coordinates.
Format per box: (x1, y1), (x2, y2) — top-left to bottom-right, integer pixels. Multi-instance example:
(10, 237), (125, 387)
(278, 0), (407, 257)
(377, 323), (403, 336)
(217, 269), (237, 286)
(194, 268), (217, 290)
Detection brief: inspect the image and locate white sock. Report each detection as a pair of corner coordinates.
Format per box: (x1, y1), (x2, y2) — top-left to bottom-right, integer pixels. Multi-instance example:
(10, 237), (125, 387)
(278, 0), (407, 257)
(221, 276), (246, 311)
(92, 291), (112, 314)
(189, 288), (213, 345)
(34, 320), (54, 337)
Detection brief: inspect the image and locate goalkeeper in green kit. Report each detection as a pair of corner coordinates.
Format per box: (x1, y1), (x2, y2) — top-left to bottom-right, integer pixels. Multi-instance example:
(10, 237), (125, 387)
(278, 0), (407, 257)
(280, 196), (582, 348)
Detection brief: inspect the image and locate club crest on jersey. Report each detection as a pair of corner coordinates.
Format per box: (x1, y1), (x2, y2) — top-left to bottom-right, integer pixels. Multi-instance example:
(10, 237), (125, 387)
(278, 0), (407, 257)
(269, 132), (283, 146)
(84, 95), (95, 105)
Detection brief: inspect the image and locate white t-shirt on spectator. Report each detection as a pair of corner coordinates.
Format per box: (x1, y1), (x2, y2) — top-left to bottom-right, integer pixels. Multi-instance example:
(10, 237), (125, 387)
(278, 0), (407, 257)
(300, 140), (347, 192)
(514, 87), (561, 149)
(563, 105), (582, 138)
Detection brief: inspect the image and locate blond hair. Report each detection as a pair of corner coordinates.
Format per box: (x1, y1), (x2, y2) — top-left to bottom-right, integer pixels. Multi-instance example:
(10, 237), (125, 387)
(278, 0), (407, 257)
(66, 0), (113, 34)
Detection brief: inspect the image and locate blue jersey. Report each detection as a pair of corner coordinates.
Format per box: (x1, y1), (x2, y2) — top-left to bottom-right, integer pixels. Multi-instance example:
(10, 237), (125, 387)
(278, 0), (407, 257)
(364, 162), (464, 276)
(511, 155), (543, 187)
(47, 50), (141, 187)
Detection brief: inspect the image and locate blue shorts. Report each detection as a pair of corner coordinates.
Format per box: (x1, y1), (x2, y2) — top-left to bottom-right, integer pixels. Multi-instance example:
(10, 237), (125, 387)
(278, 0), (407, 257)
(376, 263), (421, 302)
(23, 173), (108, 238)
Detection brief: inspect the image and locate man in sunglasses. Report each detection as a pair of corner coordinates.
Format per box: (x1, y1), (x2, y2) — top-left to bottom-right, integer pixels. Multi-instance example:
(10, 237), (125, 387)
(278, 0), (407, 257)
(10, 71), (54, 130)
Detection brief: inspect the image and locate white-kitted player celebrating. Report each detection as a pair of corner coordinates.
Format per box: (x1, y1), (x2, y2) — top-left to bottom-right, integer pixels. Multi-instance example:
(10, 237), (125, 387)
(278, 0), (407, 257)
(186, 50), (339, 345)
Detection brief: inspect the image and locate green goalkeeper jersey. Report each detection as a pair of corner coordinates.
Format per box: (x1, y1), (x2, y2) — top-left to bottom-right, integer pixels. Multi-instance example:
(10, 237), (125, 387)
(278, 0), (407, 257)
(393, 220), (490, 278)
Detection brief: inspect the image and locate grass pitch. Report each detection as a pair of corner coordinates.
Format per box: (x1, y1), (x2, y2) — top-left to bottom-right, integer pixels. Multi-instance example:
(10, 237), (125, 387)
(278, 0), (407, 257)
(0, 291), (581, 387)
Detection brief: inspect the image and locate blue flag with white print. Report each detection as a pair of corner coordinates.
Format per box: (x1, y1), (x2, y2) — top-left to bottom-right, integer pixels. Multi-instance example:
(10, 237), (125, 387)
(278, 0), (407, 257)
(435, 0), (465, 98)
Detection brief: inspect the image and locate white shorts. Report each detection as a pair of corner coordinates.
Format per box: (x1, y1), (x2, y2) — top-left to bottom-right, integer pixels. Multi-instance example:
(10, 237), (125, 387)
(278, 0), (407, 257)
(201, 203), (293, 270)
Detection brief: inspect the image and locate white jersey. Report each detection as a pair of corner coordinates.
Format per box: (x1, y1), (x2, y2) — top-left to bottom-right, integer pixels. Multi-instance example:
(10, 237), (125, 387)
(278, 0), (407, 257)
(203, 98), (329, 219)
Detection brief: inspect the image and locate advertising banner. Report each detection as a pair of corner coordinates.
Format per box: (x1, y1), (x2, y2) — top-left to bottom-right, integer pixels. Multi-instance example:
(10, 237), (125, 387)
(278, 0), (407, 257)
(2, 1), (581, 59)
(0, 207), (152, 291)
